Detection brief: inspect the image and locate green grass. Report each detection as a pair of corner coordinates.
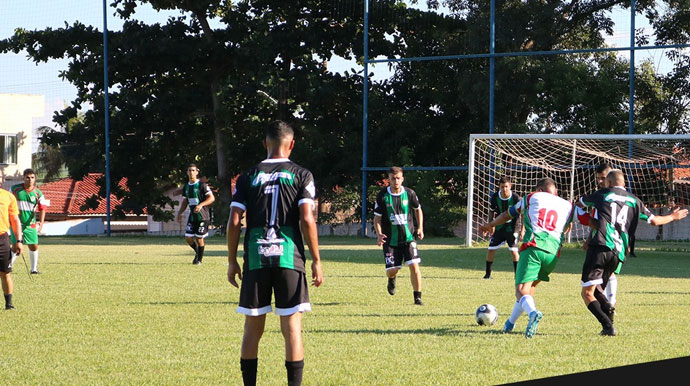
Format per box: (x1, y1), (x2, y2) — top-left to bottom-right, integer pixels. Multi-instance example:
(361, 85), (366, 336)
(3, 236), (690, 385)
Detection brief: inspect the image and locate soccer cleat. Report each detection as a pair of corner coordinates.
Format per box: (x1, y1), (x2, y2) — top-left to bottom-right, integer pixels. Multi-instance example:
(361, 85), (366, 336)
(5, 305), (15, 310)
(387, 277), (396, 295)
(502, 319), (515, 333)
(525, 311), (543, 338)
(482, 274), (492, 279)
(600, 326), (617, 336)
(30, 271), (40, 274)
(192, 255), (199, 265)
(414, 297), (423, 306)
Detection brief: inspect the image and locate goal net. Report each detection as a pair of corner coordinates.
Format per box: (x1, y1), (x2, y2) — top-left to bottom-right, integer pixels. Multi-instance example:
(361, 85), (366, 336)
(466, 134), (690, 246)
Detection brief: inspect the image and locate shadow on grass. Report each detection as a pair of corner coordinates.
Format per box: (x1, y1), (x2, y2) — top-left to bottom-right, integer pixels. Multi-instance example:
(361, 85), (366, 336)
(131, 301), (237, 306)
(308, 326), (501, 336)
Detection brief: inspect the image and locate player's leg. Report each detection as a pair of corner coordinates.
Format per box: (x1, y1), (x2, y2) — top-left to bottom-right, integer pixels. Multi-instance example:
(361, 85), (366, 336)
(274, 268), (311, 386)
(0, 235), (13, 310)
(23, 227), (39, 273)
(580, 248), (615, 336)
(194, 221), (208, 264)
(484, 249), (496, 279)
(508, 232), (519, 273)
(405, 241), (423, 305)
(184, 216), (199, 263)
(484, 232), (505, 279)
(236, 269), (272, 386)
(383, 244), (400, 295)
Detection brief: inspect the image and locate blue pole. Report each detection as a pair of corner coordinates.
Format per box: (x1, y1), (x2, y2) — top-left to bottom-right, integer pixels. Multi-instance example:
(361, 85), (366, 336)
(629, 0), (635, 137)
(361, 0), (370, 237)
(489, 0), (495, 134)
(103, 0), (111, 236)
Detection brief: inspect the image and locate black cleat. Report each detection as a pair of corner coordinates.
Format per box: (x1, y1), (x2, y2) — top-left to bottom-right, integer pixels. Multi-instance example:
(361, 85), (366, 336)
(600, 326), (617, 336)
(192, 255), (200, 265)
(414, 297), (423, 306)
(482, 274), (492, 279)
(387, 277), (396, 295)
(30, 271), (40, 274)
(5, 304), (15, 310)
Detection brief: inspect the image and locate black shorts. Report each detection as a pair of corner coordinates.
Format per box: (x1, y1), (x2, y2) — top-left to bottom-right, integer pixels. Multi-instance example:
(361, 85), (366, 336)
(383, 241), (421, 270)
(237, 268), (310, 316)
(185, 218), (208, 238)
(0, 233), (11, 273)
(488, 229), (518, 251)
(581, 247), (619, 288)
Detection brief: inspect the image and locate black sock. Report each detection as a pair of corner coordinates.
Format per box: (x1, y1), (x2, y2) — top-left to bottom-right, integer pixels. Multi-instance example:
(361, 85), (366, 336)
(413, 291), (422, 300)
(240, 358), (258, 386)
(189, 243), (198, 253)
(485, 261), (493, 276)
(4, 294), (12, 308)
(513, 261), (518, 272)
(587, 301), (612, 329)
(197, 246), (205, 262)
(285, 360), (304, 386)
(593, 289), (612, 313)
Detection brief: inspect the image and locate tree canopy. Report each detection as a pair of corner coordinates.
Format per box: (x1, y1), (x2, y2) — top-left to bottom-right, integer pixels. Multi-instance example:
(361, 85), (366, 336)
(2, 0), (690, 232)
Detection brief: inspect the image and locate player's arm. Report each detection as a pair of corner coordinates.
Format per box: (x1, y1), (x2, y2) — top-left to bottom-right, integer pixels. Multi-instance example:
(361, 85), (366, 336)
(649, 207), (688, 226)
(226, 205), (244, 288)
(374, 214), (386, 246)
(194, 186), (215, 213)
(479, 209), (514, 235)
(299, 203), (323, 287)
(176, 197), (188, 222)
(9, 197), (22, 254)
(414, 207), (424, 240)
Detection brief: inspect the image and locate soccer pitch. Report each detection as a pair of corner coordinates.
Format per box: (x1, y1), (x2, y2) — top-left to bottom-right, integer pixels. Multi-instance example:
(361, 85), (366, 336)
(3, 236), (690, 385)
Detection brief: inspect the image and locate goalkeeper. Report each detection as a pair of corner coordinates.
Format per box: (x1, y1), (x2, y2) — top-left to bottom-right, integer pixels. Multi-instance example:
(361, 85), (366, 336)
(482, 176), (523, 279)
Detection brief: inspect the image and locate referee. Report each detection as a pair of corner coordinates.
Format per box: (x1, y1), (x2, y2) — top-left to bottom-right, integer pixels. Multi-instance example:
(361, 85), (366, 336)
(0, 169), (23, 310)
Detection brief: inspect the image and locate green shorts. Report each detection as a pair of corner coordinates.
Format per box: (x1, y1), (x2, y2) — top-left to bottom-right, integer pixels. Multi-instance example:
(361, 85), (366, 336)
(10, 225), (38, 245)
(515, 247), (559, 285)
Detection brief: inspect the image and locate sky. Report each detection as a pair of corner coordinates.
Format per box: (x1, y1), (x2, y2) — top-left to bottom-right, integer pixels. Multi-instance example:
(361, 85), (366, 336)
(0, 1), (678, 152)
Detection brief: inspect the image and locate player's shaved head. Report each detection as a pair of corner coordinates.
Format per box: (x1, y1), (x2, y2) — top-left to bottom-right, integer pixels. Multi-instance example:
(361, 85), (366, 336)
(536, 177), (557, 194)
(266, 120), (294, 145)
(606, 169), (625, 186)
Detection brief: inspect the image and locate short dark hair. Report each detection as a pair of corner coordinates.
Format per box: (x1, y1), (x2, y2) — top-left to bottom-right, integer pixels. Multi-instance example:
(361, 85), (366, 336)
(266, 120), (294, 141)
(388, 166), (403, 175)
(23, 168), (36, 177)
(536, 177), (556, 190)
(498, 176), (511, 184)
(596, 163), (611, 173)
(188, 163), (198, 170)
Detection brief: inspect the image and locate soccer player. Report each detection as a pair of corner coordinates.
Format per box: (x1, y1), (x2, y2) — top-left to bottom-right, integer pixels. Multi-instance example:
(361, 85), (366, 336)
(479, 178), (574, 338)
(0, 169), (23, 310)
(373, 166), (425, 305)
(227, 120), (323, 386)
(176, 164), (215, 265)
(9, 169), (48, 274)
(578, 169), (688, 336)
(482, 176), (521, 279)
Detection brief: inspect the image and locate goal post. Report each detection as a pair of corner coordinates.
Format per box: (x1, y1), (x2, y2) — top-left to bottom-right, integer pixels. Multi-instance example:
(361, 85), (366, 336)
(466, 134), (690, 247)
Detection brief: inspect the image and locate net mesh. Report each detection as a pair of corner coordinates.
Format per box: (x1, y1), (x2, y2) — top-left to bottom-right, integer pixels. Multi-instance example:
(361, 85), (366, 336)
(469, 135), (690, 245)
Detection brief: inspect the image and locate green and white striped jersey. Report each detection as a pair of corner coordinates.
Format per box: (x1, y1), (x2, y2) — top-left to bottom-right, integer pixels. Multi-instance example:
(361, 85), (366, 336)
(11, 184), (48, 226)
(374, 186), (421, 247)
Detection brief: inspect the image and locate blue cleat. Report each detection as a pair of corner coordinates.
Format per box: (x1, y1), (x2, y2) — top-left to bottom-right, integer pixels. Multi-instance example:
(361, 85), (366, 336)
(502, 319), (514, 333)
(525, 311), (543, 338)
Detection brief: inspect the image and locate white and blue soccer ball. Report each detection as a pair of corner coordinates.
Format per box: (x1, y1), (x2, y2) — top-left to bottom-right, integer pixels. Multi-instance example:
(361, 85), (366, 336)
(475, 304), (499, 326)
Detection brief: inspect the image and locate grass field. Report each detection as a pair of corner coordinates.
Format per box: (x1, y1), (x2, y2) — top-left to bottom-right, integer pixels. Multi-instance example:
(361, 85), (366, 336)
(2, 236), (690, 385)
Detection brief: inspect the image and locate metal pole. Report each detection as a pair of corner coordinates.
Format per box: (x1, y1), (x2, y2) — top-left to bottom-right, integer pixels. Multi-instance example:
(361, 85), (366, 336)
(361, 0), (370, 237)
(568, 139), (577, 243)
(489, 0), (495, 134)
(629, 0), (635, 137)
(466, 136), (477, 247)
(103, 0), (111, 236)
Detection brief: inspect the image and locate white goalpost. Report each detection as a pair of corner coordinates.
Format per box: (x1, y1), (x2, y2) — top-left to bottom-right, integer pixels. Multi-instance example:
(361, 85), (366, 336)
(466, 134), (690, 247)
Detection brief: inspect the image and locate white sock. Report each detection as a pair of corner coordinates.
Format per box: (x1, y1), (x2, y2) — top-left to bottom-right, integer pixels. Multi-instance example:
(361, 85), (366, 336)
(508, 301), (523, 324)
(30, 250), (39, 272)
(10, 252), (17, 268)
(519, 295), (537, 315)
(606, 274), (618, 307)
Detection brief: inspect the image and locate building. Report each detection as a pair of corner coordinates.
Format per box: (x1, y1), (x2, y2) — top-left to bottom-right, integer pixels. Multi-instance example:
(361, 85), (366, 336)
(0, 93), (43, 186)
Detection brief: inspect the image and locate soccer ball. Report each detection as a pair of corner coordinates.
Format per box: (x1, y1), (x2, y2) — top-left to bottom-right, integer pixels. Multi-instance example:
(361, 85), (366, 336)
(475, 304), (499, 326)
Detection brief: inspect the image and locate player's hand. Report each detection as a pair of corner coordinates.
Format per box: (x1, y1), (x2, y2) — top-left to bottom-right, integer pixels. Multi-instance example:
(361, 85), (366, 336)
(193, 205), (202, 213)
(416, 229), (424, 241)
(227, 261), (242, 288)
(582, 239), (589, 251)
(311, 260), (323, 287)
(376, 233), (387, 246)
(12, 242), (21, 254)
(671, 207), (689, 221)
(479, 224), (494, 236)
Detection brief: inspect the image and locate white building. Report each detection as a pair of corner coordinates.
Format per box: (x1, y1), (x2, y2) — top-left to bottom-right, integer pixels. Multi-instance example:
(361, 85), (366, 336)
(0, 93), (43, 188)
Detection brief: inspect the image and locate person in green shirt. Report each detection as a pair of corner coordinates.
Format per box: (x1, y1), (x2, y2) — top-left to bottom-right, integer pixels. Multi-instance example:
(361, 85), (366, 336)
(10, 169), (48, 274)
(176, 164), (215, 265)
